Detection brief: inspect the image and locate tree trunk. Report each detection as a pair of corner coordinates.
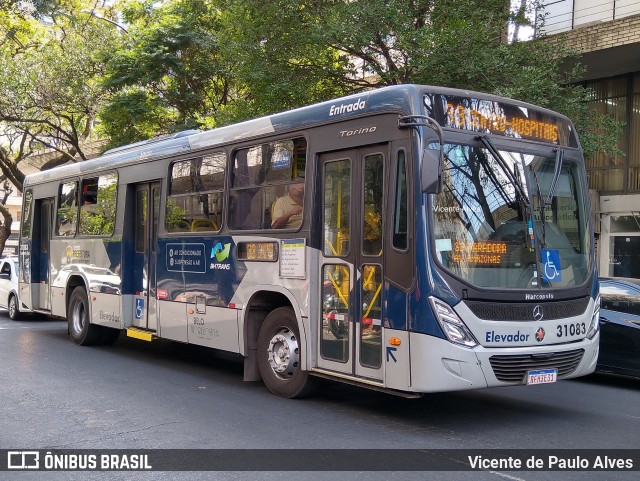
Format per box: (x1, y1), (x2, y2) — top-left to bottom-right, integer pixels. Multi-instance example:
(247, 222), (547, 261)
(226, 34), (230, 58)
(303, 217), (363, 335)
(0, 202), (13, 257)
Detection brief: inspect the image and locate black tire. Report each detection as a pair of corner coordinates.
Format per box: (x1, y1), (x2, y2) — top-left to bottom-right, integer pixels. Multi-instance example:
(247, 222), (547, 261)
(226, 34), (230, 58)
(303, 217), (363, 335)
(68, 287), (102, 346)
(8, 294), (20, 321)
(257, 307), (314, 398)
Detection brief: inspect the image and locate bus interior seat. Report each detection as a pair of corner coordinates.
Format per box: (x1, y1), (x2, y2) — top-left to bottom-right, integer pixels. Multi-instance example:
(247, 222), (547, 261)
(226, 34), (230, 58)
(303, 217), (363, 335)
(191, 218), (217, 231)
(173, 219), (191, 231)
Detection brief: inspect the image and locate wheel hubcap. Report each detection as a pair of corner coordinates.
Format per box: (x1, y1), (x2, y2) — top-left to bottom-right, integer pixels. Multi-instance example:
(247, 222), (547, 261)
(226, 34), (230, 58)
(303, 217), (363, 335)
(267, 328), (299, 379)
(9, 298), (15, 317)
(71, 299), (85, 334)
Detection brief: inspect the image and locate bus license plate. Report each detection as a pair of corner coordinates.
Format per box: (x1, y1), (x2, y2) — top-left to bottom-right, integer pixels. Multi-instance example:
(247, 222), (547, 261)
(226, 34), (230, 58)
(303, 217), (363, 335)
(527, 369), (557, 385)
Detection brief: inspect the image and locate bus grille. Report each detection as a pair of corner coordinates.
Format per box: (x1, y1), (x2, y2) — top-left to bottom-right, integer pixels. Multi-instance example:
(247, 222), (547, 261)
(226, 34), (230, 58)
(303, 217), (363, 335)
(465, 297), (590, 321)
(489, 349), (585, 383)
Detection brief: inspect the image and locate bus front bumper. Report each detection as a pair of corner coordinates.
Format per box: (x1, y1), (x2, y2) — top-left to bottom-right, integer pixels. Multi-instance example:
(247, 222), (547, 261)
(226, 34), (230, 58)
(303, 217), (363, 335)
(407, 331), (599, 393)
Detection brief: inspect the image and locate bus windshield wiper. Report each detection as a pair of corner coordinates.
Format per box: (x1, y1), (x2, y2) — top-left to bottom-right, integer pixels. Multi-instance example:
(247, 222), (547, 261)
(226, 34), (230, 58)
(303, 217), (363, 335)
(531, 169), (546, 247)
(477, 136), (530, 207)
(545, 148), (564, 208)
(530, 148), (564, 248)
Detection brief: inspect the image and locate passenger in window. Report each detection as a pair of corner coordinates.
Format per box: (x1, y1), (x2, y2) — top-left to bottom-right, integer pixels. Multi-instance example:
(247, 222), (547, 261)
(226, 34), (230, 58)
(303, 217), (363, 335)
(271, 181), (304, 229)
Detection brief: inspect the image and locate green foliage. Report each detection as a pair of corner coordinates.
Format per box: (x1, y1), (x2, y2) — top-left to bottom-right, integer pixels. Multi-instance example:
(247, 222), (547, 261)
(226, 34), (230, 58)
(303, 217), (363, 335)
(1, 0), (123, 177)
(98, 88), (174, 145)
(165, 198), (188, 229)
(101, 0), (232, 148)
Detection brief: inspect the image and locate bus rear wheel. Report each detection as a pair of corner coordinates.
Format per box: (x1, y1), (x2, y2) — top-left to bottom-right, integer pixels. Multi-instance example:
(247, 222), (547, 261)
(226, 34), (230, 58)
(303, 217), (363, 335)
(68, 287), (102, 346)
(257, 307), (313, 398)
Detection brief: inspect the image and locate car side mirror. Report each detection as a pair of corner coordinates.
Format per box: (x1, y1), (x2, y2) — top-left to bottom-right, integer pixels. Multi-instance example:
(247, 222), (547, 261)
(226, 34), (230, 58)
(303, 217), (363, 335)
(421, 148), (443, 194)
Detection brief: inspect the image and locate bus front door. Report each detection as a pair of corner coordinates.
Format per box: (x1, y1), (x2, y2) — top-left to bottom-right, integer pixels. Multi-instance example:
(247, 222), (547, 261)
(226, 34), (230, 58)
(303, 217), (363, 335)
(132, 182), (160, 331)
(317, 146), (385, 381)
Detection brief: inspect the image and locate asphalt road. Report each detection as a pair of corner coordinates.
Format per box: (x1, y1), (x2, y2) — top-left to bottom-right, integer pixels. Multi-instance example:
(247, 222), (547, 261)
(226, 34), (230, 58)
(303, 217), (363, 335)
(1, 311), (639, 481)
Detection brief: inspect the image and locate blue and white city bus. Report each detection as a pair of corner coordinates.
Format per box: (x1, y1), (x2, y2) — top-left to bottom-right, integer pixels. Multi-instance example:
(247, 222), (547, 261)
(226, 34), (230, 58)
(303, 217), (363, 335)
(18, 85), (600, 398)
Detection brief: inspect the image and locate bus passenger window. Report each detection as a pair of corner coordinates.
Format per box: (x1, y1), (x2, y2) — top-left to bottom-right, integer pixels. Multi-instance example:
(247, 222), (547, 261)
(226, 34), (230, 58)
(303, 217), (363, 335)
(56, 181), (78, 237)
(166, 153), (225, 233)
(79, 173), (117, 236)
(229, 138), (307, 231)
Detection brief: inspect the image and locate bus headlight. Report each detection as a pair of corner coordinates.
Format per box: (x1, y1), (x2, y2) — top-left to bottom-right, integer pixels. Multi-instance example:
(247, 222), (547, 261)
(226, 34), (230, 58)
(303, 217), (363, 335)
(586, 294), (600, 340)
(429, 297), (478, 348)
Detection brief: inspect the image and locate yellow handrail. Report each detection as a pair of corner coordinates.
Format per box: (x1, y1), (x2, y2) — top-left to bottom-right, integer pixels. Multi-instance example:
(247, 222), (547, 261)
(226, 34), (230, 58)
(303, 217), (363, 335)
(363, 282), (382, 319)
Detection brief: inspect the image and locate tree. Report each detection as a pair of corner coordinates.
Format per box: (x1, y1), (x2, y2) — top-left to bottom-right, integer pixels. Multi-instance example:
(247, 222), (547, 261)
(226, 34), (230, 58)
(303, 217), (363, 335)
(0, 0), (122, 253)
(100, 0), (235, 147)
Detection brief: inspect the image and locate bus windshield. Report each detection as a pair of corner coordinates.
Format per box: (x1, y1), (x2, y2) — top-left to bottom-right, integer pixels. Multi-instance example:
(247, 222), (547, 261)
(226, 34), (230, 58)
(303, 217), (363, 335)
(432, 142), (591, 290)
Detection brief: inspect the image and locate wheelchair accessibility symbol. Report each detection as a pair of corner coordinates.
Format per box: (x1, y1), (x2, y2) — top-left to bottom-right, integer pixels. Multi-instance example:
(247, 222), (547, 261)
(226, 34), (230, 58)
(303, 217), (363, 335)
(542, 249), (562, 283)
(135, 298), (145, 320)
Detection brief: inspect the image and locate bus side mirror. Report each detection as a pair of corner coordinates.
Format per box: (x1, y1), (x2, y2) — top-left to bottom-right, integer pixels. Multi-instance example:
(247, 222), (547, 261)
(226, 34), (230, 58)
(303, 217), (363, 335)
(421, 148), (443, 194)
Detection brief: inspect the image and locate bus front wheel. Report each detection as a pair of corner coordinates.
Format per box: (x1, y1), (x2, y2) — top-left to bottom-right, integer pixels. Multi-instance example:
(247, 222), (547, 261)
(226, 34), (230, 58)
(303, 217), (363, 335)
(68, 287), (102, 346)
(257, 307), (313, 398)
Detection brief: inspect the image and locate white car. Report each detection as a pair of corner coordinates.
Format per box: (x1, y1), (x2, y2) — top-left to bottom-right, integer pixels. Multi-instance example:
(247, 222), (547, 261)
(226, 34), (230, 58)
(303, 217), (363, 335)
(0, 257), (22, 320)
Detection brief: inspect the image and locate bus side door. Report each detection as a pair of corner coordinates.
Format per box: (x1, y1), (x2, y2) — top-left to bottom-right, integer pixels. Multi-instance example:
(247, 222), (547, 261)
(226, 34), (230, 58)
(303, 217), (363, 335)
(317, 146), (386, 381)
(132, 182), (160, 331)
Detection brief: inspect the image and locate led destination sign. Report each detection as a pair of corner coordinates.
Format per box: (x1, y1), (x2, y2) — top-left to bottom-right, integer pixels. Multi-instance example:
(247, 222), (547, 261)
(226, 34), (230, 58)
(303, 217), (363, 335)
(446, 103), (558, 143)
(452, 241), (508, 266)
(424, 94), (578, 147)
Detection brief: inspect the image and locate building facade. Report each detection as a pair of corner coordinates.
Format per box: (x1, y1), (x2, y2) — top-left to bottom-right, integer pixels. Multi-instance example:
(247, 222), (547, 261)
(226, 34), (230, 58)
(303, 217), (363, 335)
(2, 187), (21, 256)
(541, 1), (640, 279)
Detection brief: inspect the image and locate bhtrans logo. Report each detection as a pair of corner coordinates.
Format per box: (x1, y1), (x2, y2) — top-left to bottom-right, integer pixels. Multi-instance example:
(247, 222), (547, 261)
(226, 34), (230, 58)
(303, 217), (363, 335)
(210, 242), (231, 270)
(329, 98), (366, 116)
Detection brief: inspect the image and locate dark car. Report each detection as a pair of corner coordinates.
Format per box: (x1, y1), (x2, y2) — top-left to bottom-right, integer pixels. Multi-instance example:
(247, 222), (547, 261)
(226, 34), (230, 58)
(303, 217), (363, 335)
(597, 277), (640, 377)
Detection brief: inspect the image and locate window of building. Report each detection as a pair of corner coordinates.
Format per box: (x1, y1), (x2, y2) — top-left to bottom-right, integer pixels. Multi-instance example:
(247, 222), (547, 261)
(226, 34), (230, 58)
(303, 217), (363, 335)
(585, 77), (627, 192)
(585, 73), (640, 194)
